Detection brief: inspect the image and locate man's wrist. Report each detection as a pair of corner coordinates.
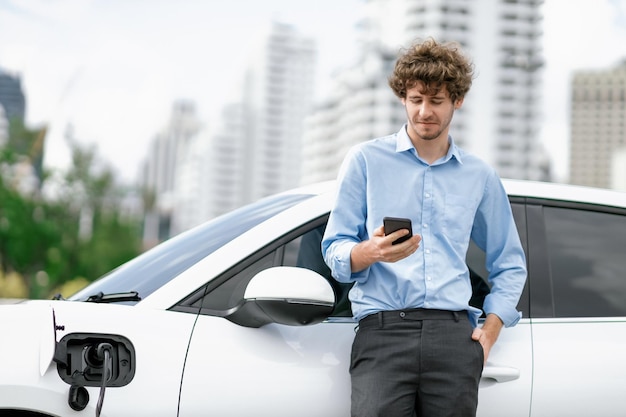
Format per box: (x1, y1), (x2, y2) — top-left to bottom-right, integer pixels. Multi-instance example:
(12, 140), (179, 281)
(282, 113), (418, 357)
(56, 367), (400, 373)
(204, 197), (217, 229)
(351, 240), (377, 272)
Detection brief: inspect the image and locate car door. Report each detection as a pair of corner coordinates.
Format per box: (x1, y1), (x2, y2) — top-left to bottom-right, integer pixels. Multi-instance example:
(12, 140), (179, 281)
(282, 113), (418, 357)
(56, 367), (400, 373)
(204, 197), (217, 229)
(527, 202), (626, 417)
(177, 218), (354, 417)
(177, 201), (533, 417)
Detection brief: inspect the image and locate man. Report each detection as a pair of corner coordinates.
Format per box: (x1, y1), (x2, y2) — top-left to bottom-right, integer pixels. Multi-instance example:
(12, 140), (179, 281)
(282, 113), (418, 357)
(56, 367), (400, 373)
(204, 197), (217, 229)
(321, 38), (527, 417)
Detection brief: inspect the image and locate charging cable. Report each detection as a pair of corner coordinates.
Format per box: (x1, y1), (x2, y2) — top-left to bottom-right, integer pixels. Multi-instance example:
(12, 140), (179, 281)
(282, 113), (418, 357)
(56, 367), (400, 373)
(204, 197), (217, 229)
(95, 343), (113, 417)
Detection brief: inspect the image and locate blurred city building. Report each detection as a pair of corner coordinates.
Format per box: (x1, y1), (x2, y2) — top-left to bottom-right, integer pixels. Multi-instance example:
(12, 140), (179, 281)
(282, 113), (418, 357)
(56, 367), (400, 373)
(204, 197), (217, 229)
(0, 105), (7, 146)
(569, 61), (626, 191)
(301, 46), (405, 185)
(0, 69), (26, 122)
(301, 0), (551, 184)
(0, 68), (45, 195)
(171, 102), (247, 236)
(141, 100), (201, 245)
(613, 148), (626, 192)
(242, 22), (316, 202)
(0, 69), (25, 148)
(142, 22), (316, 240)
(141, 1), (558, 242)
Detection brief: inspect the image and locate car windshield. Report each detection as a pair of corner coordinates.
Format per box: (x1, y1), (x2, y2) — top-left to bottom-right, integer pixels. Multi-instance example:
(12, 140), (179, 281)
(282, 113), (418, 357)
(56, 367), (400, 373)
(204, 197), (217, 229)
(68, 192), (314, 303)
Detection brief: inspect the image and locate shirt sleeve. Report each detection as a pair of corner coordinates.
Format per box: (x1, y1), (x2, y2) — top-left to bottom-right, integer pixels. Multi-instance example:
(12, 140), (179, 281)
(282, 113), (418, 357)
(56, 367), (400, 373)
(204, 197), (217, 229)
(321, 147), (371, 284)
(471, 172), (527, 327)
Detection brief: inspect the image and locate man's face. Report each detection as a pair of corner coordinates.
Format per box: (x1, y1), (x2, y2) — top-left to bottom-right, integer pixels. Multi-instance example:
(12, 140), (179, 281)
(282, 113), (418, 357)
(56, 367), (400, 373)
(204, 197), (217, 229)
(401, 82), (463, 143)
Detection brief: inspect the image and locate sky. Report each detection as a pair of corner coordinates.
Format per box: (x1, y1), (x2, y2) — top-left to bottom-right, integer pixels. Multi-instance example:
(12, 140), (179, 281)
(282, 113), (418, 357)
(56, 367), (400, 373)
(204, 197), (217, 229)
(1, 0), (626, 184)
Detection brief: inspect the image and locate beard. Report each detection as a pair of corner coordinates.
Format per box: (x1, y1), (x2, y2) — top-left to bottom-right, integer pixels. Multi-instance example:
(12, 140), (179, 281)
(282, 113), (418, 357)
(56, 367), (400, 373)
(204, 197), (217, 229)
(406, 106), (455, 142)
(410, 120), (448, 141)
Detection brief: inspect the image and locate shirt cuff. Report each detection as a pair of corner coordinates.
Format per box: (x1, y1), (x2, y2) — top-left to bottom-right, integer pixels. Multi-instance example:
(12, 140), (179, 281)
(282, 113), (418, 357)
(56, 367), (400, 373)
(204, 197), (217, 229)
(482, 296), (523, 327)
(327, 240), (369, 283)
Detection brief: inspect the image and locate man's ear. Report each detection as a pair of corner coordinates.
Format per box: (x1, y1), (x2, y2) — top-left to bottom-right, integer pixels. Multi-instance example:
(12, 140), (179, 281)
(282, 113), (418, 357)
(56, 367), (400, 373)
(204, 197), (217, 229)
(454, 97), (464, 109)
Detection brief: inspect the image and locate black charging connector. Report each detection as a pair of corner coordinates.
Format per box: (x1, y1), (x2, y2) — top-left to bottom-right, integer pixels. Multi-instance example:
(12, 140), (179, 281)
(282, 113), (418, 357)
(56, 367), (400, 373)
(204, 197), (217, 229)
(94, 342), (113, 417)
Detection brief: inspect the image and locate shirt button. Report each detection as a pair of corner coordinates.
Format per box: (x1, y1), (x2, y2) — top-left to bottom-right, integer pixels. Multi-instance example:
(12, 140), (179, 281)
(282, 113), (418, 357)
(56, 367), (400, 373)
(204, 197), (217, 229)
(427, 276), (432, 281)
(425, 193), (431, 198)
(423, 223), (428, 228)
(425, 249), (431, 254)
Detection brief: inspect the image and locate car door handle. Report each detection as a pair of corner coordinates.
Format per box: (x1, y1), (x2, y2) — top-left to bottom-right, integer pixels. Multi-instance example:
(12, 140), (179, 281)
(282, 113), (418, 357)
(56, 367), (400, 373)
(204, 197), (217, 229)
(481, 365), (520, 383)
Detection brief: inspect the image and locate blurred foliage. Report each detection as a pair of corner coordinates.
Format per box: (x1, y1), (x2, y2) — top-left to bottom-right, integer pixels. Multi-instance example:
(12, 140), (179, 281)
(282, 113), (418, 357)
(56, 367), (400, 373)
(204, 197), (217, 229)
(0, 269), (28, 298)
(0, 119), (143, 299)
(7, 116), (46, 179)
(51, 277), (91, 300)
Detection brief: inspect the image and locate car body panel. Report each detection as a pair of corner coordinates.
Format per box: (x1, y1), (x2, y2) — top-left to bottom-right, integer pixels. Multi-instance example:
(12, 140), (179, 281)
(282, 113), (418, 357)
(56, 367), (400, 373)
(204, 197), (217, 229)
(0, 300), (196, 416)
(179, 318), (354, 417)
(477, 320), (532, 417)
(530, 318), (626, 417)
(0, 303), (55, 383)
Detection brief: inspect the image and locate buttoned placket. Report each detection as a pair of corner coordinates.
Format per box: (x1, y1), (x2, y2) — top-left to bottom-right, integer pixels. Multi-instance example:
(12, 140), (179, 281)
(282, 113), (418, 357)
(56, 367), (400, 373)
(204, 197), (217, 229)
(421, 165), (434, 308)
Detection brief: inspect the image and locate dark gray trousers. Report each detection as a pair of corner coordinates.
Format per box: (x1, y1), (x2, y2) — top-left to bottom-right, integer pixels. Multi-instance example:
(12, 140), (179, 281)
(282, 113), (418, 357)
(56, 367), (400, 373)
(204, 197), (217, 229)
(350, 309), (484, 417)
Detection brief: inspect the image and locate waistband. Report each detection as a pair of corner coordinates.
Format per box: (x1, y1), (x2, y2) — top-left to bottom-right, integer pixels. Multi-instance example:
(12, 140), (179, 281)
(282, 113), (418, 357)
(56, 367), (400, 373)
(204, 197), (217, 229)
(358, 308), (466, 329)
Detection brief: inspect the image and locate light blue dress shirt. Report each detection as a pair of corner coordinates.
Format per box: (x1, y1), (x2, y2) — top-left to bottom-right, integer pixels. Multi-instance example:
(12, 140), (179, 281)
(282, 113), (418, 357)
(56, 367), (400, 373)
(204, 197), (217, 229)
(321, 125), (527, 327)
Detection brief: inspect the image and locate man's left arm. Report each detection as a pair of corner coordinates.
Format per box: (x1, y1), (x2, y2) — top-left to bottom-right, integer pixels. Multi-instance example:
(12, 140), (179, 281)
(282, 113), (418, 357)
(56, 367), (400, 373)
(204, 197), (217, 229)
(470, 174), (527, 360)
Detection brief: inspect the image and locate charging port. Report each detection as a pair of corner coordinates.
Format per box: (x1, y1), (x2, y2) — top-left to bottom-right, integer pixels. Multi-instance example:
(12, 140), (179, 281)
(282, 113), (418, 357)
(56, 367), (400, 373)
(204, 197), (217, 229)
(55, 333), (135, 387)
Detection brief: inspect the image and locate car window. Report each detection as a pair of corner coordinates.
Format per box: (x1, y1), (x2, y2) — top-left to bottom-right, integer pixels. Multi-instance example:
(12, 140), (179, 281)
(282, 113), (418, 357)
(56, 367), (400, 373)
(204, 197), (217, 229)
(69, 193), (313, 303)
(543, 206), (626, 318)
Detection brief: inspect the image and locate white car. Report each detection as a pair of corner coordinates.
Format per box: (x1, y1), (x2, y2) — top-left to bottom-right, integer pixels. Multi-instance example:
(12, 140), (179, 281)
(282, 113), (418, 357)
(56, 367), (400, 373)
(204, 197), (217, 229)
(1, 179), (626, 417)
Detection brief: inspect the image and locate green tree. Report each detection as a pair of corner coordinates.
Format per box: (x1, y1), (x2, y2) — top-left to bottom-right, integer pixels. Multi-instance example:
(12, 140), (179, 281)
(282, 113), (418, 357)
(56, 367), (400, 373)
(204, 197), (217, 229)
(0, 168), (62, 298)
(0, 125), (143, 299)
(44, 136), (143, 297)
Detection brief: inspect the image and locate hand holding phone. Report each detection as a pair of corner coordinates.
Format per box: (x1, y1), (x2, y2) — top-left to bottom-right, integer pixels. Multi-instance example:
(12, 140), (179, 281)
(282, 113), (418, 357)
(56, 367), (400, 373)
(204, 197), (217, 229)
(383, 217), (413, 245)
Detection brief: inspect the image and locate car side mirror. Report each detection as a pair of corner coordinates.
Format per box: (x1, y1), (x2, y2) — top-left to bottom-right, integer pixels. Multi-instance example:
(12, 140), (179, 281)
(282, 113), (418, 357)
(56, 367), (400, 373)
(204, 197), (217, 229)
(225, 266), (335, 328)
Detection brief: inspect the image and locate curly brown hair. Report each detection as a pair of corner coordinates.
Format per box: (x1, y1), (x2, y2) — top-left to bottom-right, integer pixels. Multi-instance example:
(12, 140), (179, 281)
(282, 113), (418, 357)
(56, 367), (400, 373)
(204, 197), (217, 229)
(388, 38), (474, 102)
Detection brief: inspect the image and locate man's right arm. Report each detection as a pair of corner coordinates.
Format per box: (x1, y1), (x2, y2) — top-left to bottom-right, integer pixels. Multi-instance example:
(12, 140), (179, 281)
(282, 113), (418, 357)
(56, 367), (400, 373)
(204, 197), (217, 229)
(321, 146), (420, 280)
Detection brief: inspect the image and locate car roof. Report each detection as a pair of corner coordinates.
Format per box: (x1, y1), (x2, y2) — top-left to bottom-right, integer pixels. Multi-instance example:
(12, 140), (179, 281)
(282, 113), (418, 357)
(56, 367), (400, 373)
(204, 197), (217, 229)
(502, 179), (626, 209)
(293, 179), (626, 210)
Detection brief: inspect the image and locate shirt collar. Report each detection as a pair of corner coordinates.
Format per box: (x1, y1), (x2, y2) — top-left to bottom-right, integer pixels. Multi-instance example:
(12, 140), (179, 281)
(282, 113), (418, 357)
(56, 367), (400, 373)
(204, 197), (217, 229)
(396, 124), (464, 165)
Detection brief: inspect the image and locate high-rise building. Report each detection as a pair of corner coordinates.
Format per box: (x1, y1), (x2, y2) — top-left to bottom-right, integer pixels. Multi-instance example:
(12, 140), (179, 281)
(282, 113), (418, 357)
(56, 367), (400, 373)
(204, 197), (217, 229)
(0, 69), (26, 122)
(141, 100), (201, 243)
(242, 21), (317, 202)
(202, 103), (248, 217)
(0, 69), (26, 147)
(301, 46), (405, 185)
(171, 103), (247, 235)
(0, 67), (46, 194)
(155, 22), (317, 237)
(569, 61), (626, 190)
(612, 148), (626, 192)
(0, 104), (7, 146)
(302, 0), (550, 184)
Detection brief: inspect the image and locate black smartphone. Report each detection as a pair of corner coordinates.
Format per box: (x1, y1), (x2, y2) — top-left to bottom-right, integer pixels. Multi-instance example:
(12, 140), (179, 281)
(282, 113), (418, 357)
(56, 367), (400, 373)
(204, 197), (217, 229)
(383, 217), (413, 245)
